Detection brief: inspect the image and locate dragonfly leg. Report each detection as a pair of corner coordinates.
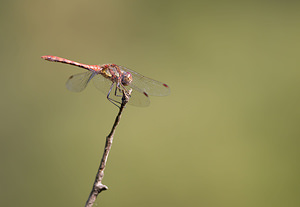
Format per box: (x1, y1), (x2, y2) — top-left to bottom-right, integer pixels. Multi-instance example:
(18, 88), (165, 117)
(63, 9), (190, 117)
(107, 82), (122, 108)
(115, 82), (131, 98)
(114, 82), (125, 97)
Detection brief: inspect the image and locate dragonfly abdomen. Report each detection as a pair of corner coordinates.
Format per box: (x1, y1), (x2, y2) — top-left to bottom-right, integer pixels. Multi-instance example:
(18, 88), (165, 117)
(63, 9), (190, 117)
(41, 55), (101, 72)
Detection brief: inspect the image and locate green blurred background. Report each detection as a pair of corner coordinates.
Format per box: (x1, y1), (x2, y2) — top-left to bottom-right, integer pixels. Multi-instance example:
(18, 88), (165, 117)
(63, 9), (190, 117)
(1, 0), (300, 206)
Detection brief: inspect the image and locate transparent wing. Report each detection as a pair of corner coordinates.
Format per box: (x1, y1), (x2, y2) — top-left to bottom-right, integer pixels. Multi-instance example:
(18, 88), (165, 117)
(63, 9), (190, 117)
(124, 85), (150, 107)
(119, 66), (170, 96)
(66, 71), (95, 92)
(93, 74), (150, 107)
(92, 74), (114, 95)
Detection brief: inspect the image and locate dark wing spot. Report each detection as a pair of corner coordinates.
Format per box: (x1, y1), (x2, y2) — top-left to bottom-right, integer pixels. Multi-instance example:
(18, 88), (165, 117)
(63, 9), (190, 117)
(69, 75), (74, 79)
(163, 83), (169, 88)
(143, 92), (149, 97)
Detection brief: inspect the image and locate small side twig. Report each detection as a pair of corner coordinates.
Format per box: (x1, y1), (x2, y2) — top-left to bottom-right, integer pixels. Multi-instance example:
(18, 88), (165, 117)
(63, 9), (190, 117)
(85, 90), (131, 207)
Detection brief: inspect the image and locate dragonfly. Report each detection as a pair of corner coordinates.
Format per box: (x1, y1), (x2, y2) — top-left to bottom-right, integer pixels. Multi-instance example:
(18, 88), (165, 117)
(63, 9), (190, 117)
(41, 56), (170, 107)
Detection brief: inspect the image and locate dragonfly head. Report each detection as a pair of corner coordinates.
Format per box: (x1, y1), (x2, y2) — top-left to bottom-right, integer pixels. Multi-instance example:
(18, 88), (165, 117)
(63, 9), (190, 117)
(121, 71), (133, 86)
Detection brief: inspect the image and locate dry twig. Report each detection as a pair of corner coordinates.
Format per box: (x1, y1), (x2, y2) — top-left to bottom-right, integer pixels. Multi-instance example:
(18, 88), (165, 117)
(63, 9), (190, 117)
(85, 90), (131, 207)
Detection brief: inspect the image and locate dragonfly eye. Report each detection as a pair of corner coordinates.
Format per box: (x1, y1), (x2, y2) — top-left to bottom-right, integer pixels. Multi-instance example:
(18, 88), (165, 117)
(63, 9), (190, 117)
(121, 72), (133, 86)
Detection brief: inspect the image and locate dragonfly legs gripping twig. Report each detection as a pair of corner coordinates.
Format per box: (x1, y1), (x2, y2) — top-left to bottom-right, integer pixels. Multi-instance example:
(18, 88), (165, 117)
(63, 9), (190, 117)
(107, 82), (132, 108)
